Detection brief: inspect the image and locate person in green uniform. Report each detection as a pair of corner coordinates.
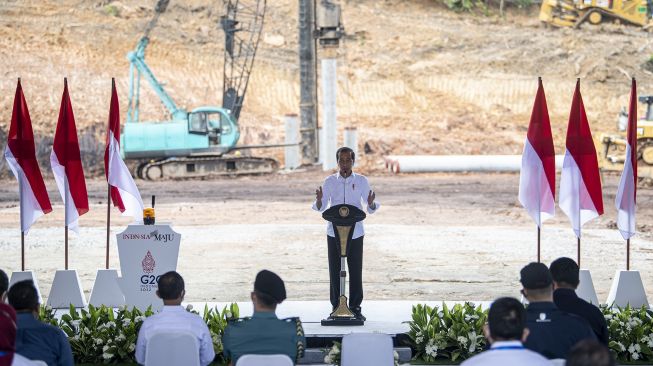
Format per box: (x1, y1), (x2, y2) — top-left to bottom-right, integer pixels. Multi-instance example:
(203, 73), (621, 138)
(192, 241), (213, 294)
(223, 270), (305, 365)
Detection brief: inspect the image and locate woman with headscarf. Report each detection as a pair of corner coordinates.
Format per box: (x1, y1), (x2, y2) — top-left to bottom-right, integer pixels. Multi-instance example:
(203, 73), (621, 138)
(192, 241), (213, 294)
(0, 303), (37, 366)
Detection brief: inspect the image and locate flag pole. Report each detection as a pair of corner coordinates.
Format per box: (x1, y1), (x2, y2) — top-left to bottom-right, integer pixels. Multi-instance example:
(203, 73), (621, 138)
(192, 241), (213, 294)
(17, 77), (26, 271)
(577, 78), (581, 269)
(106, 183), (111, 269)
(627, 238), (630, 271)
(64, 175), (69, 270)
(577, 237), (581, 268)
(19, 172), (25, 271)
(537, 226), (541, 263)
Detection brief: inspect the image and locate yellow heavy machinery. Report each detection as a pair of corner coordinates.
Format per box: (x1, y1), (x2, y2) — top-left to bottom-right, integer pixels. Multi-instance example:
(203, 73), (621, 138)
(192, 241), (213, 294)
(598, 95), (653, 184)
(539, 0), (652, 28)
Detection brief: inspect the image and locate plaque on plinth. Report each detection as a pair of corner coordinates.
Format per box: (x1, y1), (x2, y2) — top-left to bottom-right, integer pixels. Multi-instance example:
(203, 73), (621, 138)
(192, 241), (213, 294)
(116, 224), (181, 312)
(321, 204), (366, 326)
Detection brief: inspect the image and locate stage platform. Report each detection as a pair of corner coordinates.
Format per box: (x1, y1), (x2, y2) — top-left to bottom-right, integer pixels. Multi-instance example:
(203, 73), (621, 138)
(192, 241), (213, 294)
(188, 300), (491, 364)
(52, 300), (492, 365)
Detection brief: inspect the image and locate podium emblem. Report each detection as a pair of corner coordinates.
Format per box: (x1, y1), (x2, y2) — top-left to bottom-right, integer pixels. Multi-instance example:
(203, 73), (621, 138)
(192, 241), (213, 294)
(339, 206), (350, 218)
(142, 251), (156, 274)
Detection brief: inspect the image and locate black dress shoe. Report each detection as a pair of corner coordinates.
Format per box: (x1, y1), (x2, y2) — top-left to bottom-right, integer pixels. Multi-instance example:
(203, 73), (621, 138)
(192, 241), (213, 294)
(352, 307), (366, 321)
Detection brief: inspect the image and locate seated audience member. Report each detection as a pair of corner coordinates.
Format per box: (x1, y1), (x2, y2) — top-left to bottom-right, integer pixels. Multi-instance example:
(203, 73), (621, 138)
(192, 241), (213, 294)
(7, 280), (73, 366)
(520, 262), (596, 359)
(0, 303), (39, 366)
(461, 297), (553, 366)
(550, 257), (608, 345)
(0, 270), (7, 302)
(566, 339), (616, 366)
(223, 270), (305, 365)
(135, 271), (214, 366)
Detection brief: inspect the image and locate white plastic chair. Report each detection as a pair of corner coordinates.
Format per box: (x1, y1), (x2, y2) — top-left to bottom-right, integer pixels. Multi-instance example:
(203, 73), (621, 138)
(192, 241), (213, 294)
(551, 359), (566, 366)
(236, 354), (293, 366)
(341, 332), (394, 366)
(144, 330), (200, 366)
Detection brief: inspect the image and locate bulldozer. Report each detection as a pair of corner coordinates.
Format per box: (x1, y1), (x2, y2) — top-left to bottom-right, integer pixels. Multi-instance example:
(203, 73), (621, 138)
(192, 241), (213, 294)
(598, 95), (653, 184)
(539, 0), (653, 28)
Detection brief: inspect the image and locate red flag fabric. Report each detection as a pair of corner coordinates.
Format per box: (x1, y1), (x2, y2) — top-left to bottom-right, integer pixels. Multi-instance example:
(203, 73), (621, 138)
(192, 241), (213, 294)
(519, 77), (556, 227)
(104, 79), (143, 221)
(50, 79), (89, 232)
(559, 79), (604, 238)
(4, 79), (52, 233)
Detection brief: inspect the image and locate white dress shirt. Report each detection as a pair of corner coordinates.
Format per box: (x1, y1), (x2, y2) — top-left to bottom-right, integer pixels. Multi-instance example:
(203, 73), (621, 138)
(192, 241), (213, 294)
(11, 354), (39, 366)
(461, 340), (554, 366)
(135, 305), (215, 366)
(312, 172), (379, 239)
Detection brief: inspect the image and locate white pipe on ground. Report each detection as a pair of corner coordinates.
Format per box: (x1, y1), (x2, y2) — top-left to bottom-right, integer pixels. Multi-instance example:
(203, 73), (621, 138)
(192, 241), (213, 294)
(384, 155), (565, 174)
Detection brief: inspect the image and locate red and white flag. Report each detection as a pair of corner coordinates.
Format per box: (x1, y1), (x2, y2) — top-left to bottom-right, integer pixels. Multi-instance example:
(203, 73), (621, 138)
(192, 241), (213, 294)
(559, 80), (604, 238)
(615, 79), (637, 240)
(50, 79), (89, 233)
(105, 80), (143, 222)
(4, 80), (52, 233)
(519, 78), (556, 227)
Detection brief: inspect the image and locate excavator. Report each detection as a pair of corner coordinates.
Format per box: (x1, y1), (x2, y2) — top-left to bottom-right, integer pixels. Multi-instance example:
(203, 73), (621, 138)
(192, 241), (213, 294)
(598, 96), (653, 184)
(121, 0), (276, 180)
(539, 0), (653, 28)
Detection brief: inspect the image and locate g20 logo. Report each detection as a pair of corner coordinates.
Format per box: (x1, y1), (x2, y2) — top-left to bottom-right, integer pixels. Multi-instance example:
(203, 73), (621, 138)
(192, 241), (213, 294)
(140, 275), (161, 285)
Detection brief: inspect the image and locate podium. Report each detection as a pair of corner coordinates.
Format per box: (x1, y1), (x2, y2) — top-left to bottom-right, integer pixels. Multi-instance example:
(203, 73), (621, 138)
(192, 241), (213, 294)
(321, 204), (366, 326)
(115, 224), (181, 312)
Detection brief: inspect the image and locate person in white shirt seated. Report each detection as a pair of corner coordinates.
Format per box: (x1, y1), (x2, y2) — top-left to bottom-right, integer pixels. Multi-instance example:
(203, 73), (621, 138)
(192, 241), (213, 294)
(461, 297), (553, 366)
(135, 271), (215, 366)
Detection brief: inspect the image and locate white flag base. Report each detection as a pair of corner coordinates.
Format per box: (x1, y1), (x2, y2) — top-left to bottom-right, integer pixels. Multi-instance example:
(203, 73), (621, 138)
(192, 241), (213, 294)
(89, 269), (125, 308)
(606, 270), (649, 308)
(576, 269), (600, 305)
(9, 271), (43, 305)
(47, 269), (87, 309)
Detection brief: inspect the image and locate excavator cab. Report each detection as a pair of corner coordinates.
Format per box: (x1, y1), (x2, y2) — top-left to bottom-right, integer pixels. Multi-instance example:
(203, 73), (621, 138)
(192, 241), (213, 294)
(187, 108), (237, 146)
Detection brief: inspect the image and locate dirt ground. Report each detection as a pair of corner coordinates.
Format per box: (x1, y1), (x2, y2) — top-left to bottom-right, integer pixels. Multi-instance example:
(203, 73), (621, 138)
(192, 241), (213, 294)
(1, 1), (653, 303)
(0, 170), (651, 303)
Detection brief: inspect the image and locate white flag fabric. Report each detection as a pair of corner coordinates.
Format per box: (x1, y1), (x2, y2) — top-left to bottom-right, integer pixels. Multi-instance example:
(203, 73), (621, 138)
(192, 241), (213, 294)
(615, 79), (637, 240)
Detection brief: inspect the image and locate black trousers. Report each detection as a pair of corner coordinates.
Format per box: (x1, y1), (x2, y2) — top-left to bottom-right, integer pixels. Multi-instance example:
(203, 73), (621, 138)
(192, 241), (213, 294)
(327, 235), (364, 311)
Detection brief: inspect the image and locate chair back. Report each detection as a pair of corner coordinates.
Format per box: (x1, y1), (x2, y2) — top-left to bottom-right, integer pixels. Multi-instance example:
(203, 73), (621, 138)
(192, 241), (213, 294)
(551, 359), (566, 366)
(236, 354), (294, 366)
(341, 332), (394, 366)
(144, 330), (200, 366)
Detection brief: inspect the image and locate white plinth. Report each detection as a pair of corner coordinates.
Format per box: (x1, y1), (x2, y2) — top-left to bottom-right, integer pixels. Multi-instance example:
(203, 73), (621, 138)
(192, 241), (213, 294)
(576, 269), (599, 305)
(47, 269), (87, 308)
(9, 271), (43, 304)
(89, 269), (125, 308)
(606, 270), (649, 308)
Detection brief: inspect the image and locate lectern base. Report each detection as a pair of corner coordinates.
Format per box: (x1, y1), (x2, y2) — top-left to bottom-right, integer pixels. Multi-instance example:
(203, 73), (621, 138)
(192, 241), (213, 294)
(321, 317), (364, 326)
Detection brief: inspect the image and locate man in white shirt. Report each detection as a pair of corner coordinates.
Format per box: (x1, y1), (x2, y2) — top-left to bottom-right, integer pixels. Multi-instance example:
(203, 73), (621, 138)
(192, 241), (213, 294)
(313, 147), (378, 320)
(135, 271), (215, 366)
(461, 297), (553, 366)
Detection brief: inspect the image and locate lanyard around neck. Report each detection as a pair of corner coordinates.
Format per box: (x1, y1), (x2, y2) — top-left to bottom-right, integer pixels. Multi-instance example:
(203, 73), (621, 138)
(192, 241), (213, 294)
(491, 345), (524, 351)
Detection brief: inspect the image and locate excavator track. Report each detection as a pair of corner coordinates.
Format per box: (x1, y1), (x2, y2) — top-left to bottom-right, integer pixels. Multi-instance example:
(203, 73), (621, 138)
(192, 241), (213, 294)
(137, 155), (278, 180)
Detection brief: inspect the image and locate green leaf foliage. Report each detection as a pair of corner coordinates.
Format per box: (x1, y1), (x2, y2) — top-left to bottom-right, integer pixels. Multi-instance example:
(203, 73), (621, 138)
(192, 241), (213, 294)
(40, 303), (237, 364)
